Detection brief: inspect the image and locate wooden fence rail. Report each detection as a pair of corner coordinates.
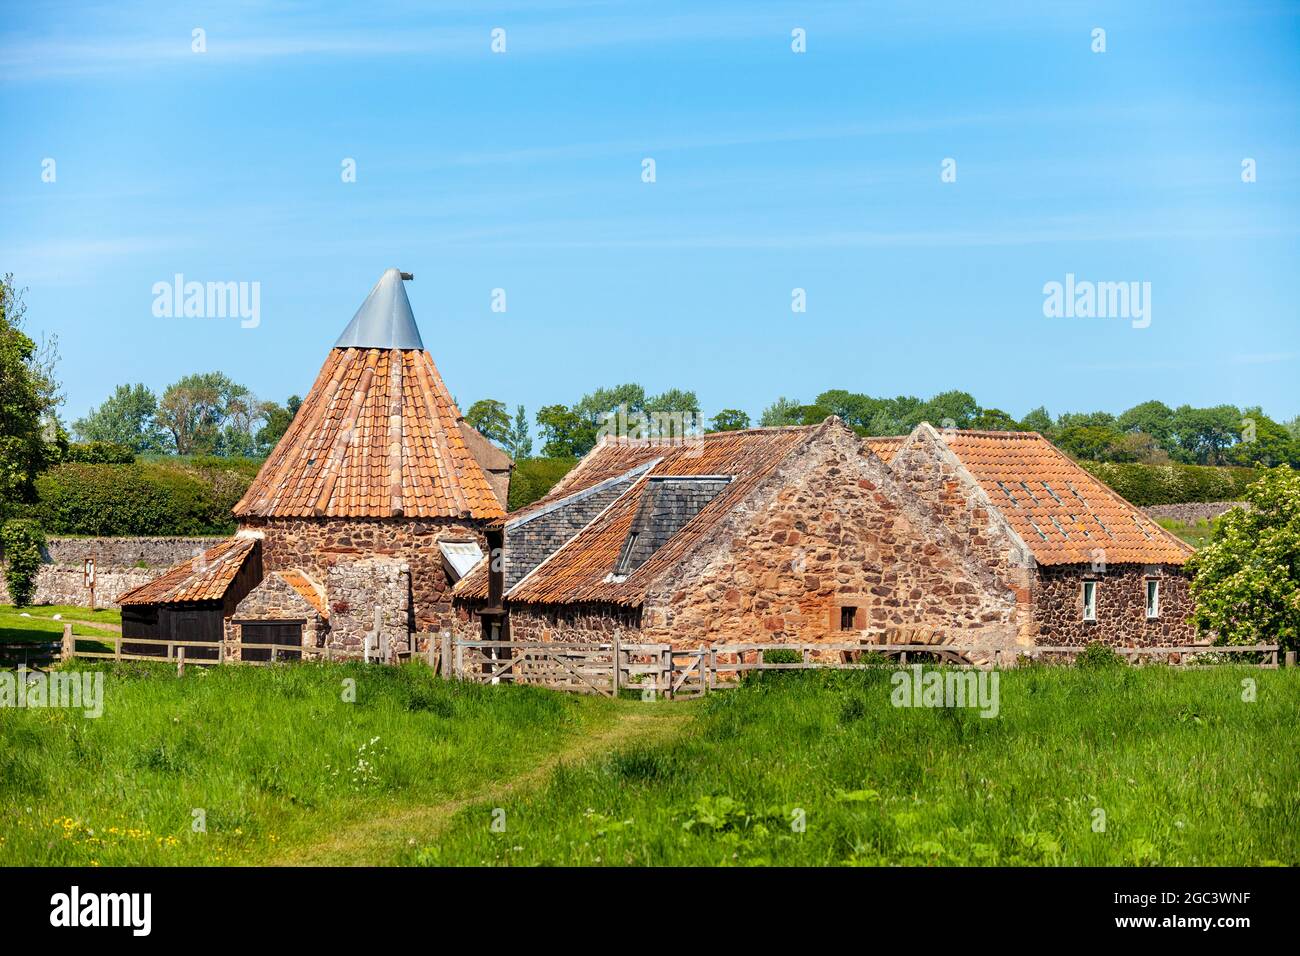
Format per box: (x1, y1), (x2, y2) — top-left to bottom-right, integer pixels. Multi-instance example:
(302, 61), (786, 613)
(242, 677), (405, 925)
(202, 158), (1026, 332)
(7, 626), (1285, 696)
(451, 636), (1285, 698)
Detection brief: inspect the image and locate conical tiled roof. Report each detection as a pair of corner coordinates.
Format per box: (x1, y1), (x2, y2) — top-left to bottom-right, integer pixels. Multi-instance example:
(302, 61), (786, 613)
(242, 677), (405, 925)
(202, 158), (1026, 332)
(234, 272), (505, 521)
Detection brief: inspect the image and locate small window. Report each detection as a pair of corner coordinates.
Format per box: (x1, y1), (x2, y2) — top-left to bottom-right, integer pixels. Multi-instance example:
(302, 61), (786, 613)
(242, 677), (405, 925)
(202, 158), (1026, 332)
(1082, 581), (1098, 621)
(840, 606), (857, 631)
(1146, 579), (1160, 619)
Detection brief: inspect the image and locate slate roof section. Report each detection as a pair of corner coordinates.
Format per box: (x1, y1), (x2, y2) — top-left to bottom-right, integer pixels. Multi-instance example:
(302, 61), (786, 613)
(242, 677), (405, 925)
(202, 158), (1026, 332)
(117, 536), (259, 605)
(613, 476), (732, 576)
(234, 346), (505, 521)
(506, 426), (815, 606)
(454, 458), (659, 598)
(511, 440), (666, 524)
(877, 428), (1194, 566)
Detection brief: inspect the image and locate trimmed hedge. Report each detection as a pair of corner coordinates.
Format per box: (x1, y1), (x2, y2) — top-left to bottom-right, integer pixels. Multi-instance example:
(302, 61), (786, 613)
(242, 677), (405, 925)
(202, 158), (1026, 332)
(508, 457), (577, 511)
(31, 458), (260, 536)
(63, 441), (136, 464)
(1079, 460), (1261, 507)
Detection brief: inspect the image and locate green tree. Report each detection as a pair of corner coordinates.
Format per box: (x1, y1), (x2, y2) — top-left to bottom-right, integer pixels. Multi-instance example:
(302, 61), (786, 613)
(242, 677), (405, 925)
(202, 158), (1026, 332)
(970, 407), (1023, 431)
(157, 372), (264, 456)
(867, 395), (925, 435)
(0, 518), (45, 607)
(1117, 400), (1175, 447)
(256, 395), (301, 454)
(465, 399), (512, 446)
(1020, 406), (1054, 435)
(1226, 407), (1299, 468)
(1188, 467), (1300, 652)
(644, 388), (700, 417)
(1169, 404), (1241, 464)
(916, 390), (980, 430)
(507, 404), (533, 460)
(73, 383), (169, 452)
(536, 404), (591, 458)
(814, 390), (880, 432)
(574, 384), (647, 427)
(709, 409), (751, 432)
(759, 397), (803, 427)
(1056, 410), (1118, 431)
(0, 275), (63, 511)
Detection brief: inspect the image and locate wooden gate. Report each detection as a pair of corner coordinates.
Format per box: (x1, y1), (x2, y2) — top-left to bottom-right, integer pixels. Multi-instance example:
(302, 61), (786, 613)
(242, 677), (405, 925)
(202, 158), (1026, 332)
(455, 641), (620, 697)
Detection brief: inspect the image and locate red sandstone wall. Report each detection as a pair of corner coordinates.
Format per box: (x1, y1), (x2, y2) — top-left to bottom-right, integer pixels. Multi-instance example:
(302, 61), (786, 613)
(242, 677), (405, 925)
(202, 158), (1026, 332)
(1033, 563), (1194, 646)
(885, 427), (1036, 606)
(240, 516), (488, 641)
(640, 423), (1023, 653)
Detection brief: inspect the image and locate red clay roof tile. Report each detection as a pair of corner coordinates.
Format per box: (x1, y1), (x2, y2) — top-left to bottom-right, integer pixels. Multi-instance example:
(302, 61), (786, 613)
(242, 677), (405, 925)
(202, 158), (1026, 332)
(234, 347), (504, 521)
(117, 536), (258, 605)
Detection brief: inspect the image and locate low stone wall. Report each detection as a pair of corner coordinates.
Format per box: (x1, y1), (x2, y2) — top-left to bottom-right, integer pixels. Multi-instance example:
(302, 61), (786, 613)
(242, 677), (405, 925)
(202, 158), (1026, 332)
(1142, 501), (1244, 524)
(39, 537), (224, 568)
(0, 536), (222, 606)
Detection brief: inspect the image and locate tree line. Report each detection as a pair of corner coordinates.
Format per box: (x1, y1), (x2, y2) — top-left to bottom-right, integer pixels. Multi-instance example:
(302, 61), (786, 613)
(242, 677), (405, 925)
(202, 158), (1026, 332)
(72, 377), (301, 458)
(463, 385), (1300, 469)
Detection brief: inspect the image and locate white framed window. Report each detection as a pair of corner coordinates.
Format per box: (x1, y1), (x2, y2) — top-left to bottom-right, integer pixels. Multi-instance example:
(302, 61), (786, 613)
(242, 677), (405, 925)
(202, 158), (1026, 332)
(1082, 580), (1098, 621)
(1146, 579), (1160, 619)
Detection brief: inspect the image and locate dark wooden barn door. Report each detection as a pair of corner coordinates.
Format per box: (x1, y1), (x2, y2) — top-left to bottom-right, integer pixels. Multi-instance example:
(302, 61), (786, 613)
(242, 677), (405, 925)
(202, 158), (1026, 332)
(240, 622), (303, 662)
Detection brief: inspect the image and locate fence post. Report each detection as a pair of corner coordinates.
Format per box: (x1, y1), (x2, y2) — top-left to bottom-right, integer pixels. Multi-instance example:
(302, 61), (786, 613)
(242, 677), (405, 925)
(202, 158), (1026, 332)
(114, 632), (122, 661)
(61, 622), (74, 662)
(176, 645), (185, 678)
(441, 632), (452, 678)
(661, 646), (673, 701)
(612, 629), (621, 697)
(454, 639), (464, 681)
(1286, 651), (1296, 668)
(707, 646), (716, 693)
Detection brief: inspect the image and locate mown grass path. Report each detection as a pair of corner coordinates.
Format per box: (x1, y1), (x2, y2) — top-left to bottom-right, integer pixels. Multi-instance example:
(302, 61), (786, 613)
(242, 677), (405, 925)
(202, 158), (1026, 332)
(281, 702), (693, 866)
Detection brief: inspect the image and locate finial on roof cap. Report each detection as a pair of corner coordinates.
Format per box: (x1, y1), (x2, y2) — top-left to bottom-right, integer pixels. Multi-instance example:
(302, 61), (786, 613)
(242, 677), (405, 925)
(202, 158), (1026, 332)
(334, 268), (424, 350)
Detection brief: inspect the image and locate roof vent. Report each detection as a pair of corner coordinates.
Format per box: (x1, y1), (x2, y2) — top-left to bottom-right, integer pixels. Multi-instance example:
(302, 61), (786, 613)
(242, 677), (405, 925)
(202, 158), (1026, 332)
(334, 268), (424, 350)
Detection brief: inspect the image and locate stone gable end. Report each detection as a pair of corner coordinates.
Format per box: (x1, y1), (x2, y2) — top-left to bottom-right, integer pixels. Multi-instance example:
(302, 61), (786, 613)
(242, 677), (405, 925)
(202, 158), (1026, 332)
(885, 424), (1036, 603)
(641, 421), (1024, 653)
(234, 571), (321, 622)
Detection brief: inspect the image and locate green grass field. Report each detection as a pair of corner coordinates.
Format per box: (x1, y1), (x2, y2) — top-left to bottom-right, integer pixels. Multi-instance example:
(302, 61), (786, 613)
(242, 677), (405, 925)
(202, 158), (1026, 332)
(0, 661), (623, 865)
(0, 604), (121, 645)
(1, 660), (1295, 866)
(1155, 516), (1221, 548)
(408, 667), (1298, 866)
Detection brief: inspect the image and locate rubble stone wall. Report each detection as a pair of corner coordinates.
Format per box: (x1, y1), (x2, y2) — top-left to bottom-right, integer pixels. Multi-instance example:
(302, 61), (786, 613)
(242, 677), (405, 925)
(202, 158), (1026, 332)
(240, 516), (486, 642)
(642, 422), (1024, 655)
(224, 572), (328, 661)
(1033, 563), (1195, 646)
(0, 536), (223, 606)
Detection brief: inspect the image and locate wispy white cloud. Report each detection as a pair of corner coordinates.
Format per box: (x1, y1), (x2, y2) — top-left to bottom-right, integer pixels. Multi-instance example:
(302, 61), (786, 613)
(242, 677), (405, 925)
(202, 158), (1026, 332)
(3, 236), (185, 284)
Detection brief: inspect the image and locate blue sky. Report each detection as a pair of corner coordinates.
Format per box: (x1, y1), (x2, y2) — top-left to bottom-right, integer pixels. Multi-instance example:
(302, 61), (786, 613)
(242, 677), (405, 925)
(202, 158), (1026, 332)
(2, 0), (1298, 434)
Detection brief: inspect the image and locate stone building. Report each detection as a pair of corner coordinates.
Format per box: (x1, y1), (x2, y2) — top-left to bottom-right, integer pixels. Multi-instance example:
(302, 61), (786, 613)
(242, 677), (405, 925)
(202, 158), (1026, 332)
(452, 420), (1195, 658)
(117, 269), (508, 659)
